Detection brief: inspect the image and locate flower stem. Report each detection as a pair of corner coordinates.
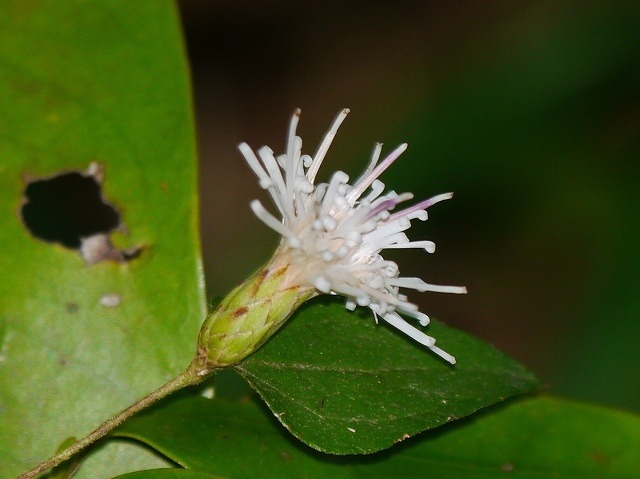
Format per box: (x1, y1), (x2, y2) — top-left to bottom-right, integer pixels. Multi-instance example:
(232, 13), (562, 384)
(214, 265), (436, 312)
(17, 355), (215, 479)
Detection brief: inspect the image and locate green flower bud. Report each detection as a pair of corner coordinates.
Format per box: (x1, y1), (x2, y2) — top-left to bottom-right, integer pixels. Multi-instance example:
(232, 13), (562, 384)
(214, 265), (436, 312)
(198, 256), (315, 368)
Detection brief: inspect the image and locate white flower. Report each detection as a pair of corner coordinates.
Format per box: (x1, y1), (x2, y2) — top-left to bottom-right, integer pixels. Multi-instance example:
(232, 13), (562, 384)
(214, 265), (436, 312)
(239, 109), (467, 364)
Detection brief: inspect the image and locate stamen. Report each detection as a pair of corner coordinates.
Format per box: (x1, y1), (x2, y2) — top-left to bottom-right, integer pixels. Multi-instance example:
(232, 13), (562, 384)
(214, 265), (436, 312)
(347, 143), (407, 203)
(417, 283), (468, 294)
(250, 200), (299, 247)
(345, 298), (357, 311)
(238, 143), (272, 189)
(363, 143), (383, 177)
(363, 179), (386, 203)
(321, 171), (349, 212)
(258, 146), (287, 198)
(384, 241), (436, 253)
(365, 192), (413, 221)
(301, 154), (313, 168)
(347, 143), (383, 205)
(321, 215), (338, 232)
(428, 345), (457, 365)
(285, 110), (301, 202)
(388, 277), (434, 291)
(362, 219), (411, 246)
(381, 313), (435, 347)
(405, 210), (428, 221)
(314, 276), (332, 293)
(307, 109), (350, 183)
(416, 312), (430, 326)
(389, 192), (453, 222)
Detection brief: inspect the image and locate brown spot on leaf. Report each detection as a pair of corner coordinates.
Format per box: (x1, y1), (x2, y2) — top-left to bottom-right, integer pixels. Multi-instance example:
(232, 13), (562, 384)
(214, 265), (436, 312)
(65, 303), (79, 314)
(590, 450), (612, 465)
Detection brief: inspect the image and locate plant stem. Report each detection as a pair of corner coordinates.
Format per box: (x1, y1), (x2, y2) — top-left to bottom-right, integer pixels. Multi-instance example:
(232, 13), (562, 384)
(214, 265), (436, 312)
(17, 355), (214, 479)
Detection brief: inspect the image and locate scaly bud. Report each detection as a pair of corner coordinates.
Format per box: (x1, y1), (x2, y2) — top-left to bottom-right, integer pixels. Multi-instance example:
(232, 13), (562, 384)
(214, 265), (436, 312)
(198, 256), (315, 367)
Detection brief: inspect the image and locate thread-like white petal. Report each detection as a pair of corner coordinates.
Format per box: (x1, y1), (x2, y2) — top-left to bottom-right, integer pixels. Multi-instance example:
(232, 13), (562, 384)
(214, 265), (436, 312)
(348, 143), (407, 203)
(381, 313), (435, 347)
(307, 109), (350, 183)
(250, 200), (299, 247)
(419, 284), (468, 294)
(383, 240), (436, 253)
(238, 143), (272, 190)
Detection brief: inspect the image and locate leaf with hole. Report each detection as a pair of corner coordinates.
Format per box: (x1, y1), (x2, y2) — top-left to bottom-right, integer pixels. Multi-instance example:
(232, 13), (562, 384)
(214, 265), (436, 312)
(0, 2), (204, 477)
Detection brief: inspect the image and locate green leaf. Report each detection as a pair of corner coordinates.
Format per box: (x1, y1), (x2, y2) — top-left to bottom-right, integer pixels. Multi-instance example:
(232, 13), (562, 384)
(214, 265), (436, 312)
(232, 297), (538, 454)
(116, 394), (640, 479)
(0, 2), (204, 478)
(115, 469), (228, 479)
(116, 395), (354, 478)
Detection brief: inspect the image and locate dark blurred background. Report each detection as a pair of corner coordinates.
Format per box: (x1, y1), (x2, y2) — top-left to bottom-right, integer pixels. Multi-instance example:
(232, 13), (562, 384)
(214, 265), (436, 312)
(178, 1), (640, 412)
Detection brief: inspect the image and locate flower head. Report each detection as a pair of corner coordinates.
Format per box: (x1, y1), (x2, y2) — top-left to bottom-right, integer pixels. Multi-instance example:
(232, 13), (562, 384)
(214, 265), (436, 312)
(239, 108), (467, 364)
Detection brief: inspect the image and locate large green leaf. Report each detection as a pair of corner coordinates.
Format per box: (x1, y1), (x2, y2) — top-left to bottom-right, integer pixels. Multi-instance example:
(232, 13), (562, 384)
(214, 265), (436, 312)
(0, 2), (205, 478)
(234, 297), (538, 454)
(116, 394), (640, 478)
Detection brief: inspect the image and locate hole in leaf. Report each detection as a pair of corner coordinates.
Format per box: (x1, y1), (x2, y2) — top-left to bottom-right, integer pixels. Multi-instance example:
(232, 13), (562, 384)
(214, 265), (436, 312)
(20, 163), (141, 264)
